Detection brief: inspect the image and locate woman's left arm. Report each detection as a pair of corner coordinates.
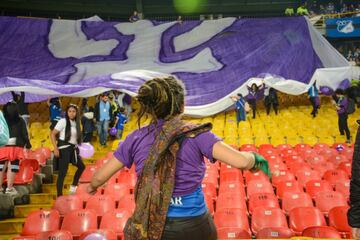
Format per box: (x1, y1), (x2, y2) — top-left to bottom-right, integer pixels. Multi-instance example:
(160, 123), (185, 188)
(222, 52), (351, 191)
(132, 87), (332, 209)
(87, 157), (124, 194)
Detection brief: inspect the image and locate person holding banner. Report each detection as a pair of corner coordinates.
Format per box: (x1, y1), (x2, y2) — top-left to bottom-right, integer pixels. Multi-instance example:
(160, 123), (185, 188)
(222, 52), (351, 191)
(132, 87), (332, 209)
(87, 76), (271, 240)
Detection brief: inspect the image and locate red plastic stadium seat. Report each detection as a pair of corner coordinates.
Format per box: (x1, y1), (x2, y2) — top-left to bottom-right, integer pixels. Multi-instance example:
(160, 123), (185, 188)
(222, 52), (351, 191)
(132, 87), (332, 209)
(338, 161), (352, 177)
(202, 182), (217, 200)
(217, 227), (251, 239)
(80, 229), (117, 240)
(214, 208), (250, 236)
(280, 149), (297, 159)
(335, 179), (350, 200)
(203, 171), (219, 188)
(294, 144), (312, 153)
(276, 180), (302, 199)
(258, 144), (275, 152)
(323, 169), (349, 187)
(33, 149), (48, 166)
(282, 192), (313, 215)
(240, 144), (257, 152)
(61, 209), (98, 237)
(333, 143), (348, 150)
(79, 165), (98, 183)
(276, 144), (292, 151)
(271, 171), (295, 188)
(12, 237), (35, 240)
(53, 195), (83, 216)
(204, 194), (214, 215)
(315, 191), (348, 215)
(307, 155), (326, 167)
(266, 155), (283, 165)
(216, 193), (247, 212)
(251, 207), (288, 235)
(117, 171), (137, 190)
(311, 161), (335, 176)
(21, 210), (60, 236)
(305, 180), (333, 199)
(318, 148), (338, 161)
(13, 165), (34, 185)
(283, 154), (304, 165)
(95, 157), (110, 168)
(103, 183), (131, 202)
(256, 227), (294, 239)
(21, 158), (40, 173)
(313, 143), (330, 153)
(340, 148), (354, 161)
(302, 226), (342, 238)
(288, 162), (311, 175)
(218, 181), (246, 196)
(247, 180), (274, 198)
(248, 193), (279, 214)
(269, 161), (287, 173)
(244, 171), (269, 185)
(298, 149), (318, 161)
(328, 154), (348, 166)
(35, 230), (73, 240)
(99, 209), (132, 237)
(118, 195), (136, 213)
(85, 195), (116, 216)
(220, 168), (243, 184)
(329, 206), (351, 238)
(288, 207), (326, 235)
(295, 169), (321, 187)
(76, 184), (102, 202)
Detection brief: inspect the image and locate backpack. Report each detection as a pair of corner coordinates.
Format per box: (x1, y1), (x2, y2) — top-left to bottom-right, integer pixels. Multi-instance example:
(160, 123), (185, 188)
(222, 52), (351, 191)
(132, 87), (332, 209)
(347, 98), (356, 114)
(0, 111), (9, 146)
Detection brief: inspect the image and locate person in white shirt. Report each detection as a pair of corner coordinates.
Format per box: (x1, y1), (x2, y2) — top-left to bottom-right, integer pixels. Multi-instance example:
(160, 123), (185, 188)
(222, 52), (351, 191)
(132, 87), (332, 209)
(50, 104), (85, 196)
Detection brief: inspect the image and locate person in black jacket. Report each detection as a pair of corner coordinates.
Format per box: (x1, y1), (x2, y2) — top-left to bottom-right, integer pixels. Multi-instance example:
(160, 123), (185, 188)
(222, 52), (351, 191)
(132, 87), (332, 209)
(94, 94), (114, 146)
(0, 102), (31, 195)
(11, 92), (29, 127)
(348, 119), (360, 239)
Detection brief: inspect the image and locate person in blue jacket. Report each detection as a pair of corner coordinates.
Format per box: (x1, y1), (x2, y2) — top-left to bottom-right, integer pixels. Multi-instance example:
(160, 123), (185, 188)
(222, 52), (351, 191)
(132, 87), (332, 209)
(308, 83), (320, 118)
(113, 107), (128, 139)
(231, 94), (248, 124)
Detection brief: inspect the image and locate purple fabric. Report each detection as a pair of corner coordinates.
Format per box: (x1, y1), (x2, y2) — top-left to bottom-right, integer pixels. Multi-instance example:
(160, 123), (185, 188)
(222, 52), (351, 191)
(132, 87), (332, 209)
(0, 16), (323, 106)
(113, 120), (221, 197)
(320, 86), (334, 96)
(337, 97), (349, 115)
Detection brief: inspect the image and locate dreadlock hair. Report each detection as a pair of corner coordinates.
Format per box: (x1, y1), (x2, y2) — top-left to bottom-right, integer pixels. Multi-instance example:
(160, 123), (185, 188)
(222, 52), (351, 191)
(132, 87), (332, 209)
(136, 76), (185, 128)
(64, 104), (82, 144)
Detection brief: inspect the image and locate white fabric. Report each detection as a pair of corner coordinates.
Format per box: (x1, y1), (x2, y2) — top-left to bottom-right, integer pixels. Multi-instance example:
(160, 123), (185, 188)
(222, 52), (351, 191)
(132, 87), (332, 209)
(55, 119), (78, 145)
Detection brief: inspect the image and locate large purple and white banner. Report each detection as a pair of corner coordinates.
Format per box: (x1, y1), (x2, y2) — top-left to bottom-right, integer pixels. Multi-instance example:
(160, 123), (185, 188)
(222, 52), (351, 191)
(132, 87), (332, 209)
(0, 16), (350, 116)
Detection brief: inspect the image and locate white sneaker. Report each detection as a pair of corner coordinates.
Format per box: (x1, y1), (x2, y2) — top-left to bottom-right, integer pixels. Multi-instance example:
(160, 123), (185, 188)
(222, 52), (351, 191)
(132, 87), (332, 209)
(5, 187), (18, 196)
(69, 185), (77, 194)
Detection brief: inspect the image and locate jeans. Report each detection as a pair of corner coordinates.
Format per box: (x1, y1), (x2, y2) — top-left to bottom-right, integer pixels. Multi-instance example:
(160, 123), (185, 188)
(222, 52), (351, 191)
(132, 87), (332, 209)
(97, 120), (109, 145)
(116, 129), (123, 139)
(338, 113), (351, 141)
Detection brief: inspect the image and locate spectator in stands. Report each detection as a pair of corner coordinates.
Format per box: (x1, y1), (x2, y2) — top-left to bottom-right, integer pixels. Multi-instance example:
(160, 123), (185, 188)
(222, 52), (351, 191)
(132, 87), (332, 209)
(348, 119), (360, 238)
(177, 15), (183, 24)
(81, 98), (89, 114)
(246, 83), (263, 119)
(129, 10), (140, 22)
(113, 107), (127, 139)
(340, 4), (348, 13)
(87, 76), (271, 240)
(47, 97), (62, 130)
(285, 6), (295, 16)
(264, 86), (279, 115)
(123, 93), (133, 120)
(114, 90), (125, 108)
(50, 104), (85, 196)
(0, 102), (31, 195)
(333, 89), (351, 143)
(108, 94), (119, 116)
(308, 82), (320, 118)
(82, 107), (95, 143)
(94, 93), (113, 146)
(297, 4), (310, 15)
(230, 93), (249, 124)
(11, 91), (29, 128)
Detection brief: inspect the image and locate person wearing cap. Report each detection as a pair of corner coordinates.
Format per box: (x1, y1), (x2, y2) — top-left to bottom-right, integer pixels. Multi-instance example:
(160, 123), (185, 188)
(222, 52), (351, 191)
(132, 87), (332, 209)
(348, 119), (360, 238)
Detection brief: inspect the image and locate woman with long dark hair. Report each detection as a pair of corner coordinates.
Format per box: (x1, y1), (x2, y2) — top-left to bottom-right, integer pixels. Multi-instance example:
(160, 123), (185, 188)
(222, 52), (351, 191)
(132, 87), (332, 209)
(0, 102), (31, 195)
(50, 104), (85, 196)
(87, 76), (271, 240)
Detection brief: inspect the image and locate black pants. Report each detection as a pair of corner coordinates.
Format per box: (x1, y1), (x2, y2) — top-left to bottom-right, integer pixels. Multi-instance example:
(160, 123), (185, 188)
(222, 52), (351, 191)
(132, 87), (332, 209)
(57, 147), (85, 196)
(338, 113), (351, 141)
(265, 100), (278, 115)
(161, 212), (217, 240)
(248, 99), (257, 119)
(309, 97), (318, 117)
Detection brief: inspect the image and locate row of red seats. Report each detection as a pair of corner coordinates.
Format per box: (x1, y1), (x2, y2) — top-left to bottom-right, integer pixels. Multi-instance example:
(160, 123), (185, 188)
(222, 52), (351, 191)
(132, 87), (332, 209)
(14, 205), (350, 240)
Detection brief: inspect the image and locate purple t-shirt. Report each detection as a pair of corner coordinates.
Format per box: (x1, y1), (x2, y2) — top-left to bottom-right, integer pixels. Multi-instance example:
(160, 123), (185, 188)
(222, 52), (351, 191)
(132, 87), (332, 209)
(337, 97), (349, 115)
(113, 121), (221, 197)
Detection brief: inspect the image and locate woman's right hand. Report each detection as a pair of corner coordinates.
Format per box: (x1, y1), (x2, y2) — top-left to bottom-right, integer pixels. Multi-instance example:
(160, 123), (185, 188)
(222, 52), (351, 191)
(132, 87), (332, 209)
(54, 147), (60, 158)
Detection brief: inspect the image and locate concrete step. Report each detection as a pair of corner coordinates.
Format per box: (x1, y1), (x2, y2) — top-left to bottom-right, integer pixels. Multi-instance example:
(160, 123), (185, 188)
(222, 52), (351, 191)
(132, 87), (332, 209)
(30, 193), (56, 205)
(0, 218), (25, 234)
(41, 184), (57, 194)
(0, 234), (19, 240)
(14, 204), (52, 218)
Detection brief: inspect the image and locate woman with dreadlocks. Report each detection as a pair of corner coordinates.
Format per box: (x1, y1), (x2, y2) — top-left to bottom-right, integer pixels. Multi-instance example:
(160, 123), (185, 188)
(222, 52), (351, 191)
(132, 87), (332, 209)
(50, 104), (85, 196)
(87, 76), (271, 240)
